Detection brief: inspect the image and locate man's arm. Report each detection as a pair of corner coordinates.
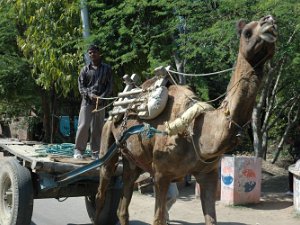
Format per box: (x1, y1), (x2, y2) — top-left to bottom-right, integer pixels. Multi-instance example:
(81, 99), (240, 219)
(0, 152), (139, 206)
(78, 66), (92, 99)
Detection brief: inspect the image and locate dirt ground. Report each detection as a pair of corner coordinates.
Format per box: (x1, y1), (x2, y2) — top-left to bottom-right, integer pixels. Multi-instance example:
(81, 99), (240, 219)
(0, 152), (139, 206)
(127, 160), (300, 225)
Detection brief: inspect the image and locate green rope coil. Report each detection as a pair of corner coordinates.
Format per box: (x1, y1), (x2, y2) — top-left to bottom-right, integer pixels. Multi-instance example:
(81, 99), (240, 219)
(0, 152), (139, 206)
(35, 143), (91, 158)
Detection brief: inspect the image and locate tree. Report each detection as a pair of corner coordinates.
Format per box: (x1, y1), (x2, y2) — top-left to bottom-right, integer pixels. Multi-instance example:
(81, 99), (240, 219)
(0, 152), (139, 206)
(251, 0), (300, 160)
(12, 0), (84, 142)
(0, 2), (39, 118)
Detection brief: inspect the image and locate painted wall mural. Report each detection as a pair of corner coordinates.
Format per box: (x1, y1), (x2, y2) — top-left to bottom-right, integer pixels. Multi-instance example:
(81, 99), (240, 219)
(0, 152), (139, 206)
(221, 156), (262, 205)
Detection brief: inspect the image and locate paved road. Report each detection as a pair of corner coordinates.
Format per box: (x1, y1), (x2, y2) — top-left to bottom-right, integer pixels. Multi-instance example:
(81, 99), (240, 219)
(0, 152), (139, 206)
(31, 197), (92, 225)
(30, 195), (149, 225)
(30, 185), (299, 225)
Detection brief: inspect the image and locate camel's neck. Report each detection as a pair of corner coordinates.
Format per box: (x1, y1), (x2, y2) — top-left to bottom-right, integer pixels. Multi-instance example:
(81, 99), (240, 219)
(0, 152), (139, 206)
(225, 52), (264, 125)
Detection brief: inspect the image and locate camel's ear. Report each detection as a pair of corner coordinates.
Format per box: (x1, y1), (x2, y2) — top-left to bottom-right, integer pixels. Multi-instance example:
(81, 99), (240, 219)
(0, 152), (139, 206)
(236, 19), (247, 36)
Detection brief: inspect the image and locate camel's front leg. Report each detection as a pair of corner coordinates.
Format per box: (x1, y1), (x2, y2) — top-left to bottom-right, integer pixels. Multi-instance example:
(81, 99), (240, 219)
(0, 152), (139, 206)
(195, 169), (218, 225)
(94, 154), (118, 225)
(117, 158), (142, 225)
(153, 173), (170, 225)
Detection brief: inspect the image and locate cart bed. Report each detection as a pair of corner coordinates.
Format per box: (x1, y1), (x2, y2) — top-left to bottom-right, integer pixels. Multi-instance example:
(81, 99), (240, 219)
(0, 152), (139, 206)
(0, 139), (95, 175)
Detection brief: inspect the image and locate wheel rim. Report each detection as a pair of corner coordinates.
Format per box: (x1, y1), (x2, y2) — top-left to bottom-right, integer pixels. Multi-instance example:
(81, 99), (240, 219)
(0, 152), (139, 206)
(1, 175), (13, 223)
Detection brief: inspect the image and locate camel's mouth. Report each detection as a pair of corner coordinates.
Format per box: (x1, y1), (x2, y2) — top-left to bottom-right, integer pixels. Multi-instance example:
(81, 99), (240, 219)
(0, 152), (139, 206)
(259, 17), (278, 43)
(260, 24), (277, 43)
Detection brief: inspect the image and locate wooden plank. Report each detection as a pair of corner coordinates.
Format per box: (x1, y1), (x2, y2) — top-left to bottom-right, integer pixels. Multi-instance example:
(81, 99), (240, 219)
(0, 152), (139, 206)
(49, 155), (93, 165)
(0, 139), (24, 145)
(39, 161), (99, 176)
(118, 89), (143, 97)
(22, 141), (44, 146)
(113, 98), (145, 106)
(0, 144), (50, 162)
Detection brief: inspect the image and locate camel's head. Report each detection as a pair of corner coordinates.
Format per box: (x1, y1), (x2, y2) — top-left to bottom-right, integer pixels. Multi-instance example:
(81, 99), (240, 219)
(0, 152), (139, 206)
(237, 15), (277, 66)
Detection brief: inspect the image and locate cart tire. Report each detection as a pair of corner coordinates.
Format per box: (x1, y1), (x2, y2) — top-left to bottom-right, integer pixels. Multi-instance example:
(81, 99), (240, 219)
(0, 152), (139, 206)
(0, 158), (34, 225)
(85, 176), (122, 225)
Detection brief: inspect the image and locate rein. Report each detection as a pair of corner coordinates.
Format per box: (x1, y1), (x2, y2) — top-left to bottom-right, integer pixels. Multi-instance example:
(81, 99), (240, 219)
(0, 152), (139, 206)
(226, 115), (252, 137)
(190, 134), (220, 164)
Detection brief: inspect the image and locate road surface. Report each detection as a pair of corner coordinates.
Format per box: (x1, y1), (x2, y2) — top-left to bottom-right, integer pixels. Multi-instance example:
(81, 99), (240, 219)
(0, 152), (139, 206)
(31, 197), (92, 225)
(31, 184), (299, 225)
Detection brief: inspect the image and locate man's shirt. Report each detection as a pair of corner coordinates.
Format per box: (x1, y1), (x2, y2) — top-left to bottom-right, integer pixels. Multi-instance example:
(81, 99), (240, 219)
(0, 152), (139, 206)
(78, 62), (113, 106)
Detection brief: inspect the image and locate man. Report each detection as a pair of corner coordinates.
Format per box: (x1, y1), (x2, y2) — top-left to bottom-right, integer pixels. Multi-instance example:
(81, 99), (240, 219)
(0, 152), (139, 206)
(74, 44), (113, 159)
(153, 182), (179, 224)
(165, 183), (179, 224)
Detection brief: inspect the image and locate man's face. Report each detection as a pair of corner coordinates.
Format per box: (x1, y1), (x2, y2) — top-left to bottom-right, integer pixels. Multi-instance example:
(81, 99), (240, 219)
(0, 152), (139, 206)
(88, 49), (101, 61)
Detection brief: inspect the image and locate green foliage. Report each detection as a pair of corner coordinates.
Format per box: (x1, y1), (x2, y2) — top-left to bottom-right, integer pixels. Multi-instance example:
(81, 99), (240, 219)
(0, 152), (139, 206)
(261, 0), (300, 141)
(88, 0), (175, 77)
(0, 2), (39, 117)
(14, 0), (83, 97)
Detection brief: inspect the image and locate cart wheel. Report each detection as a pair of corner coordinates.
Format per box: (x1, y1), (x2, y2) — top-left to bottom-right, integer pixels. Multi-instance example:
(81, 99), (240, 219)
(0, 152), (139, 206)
(0, 158), (34, 225)
(85, 176), (122, 225)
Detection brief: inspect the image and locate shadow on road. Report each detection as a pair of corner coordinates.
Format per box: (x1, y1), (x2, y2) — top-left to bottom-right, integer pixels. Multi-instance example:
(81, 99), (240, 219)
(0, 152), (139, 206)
(169, 221), (247, 225)
(242, 199), (293, 211)
(67, 222), (149, 225)
(67, 224), (92, 225)
(126, 221), (150, 225)
(119, 220), (248, 225)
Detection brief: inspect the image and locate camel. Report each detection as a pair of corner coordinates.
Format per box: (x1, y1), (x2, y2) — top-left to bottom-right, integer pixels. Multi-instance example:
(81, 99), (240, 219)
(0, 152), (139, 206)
(94, 15), (278, 225)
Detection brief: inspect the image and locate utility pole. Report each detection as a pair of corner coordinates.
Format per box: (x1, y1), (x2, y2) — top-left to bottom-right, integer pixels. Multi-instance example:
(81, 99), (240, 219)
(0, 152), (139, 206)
(80, 0), (91, 64)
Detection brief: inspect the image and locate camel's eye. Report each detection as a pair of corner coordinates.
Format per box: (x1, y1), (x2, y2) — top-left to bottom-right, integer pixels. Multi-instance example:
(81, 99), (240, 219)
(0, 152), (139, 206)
(244, 29), (252, 39)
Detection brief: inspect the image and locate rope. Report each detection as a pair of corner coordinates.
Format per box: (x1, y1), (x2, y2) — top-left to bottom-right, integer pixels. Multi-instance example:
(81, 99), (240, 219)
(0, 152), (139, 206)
(167, 70), (198, 104)
(167, 69), (228, 104)
(35, 143), (91, 157)
(167, 67), (235, 77)
(142, 123), (168, 138)
(167, 52), (270, 105)
(228, 117), (251, 129)
(92, 99), (116, 113)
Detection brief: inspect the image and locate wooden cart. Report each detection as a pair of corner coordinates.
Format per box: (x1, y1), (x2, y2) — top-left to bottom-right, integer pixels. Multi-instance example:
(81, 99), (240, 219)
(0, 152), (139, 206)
(0, 139), (122, 225)
(0, 123), (161, 225)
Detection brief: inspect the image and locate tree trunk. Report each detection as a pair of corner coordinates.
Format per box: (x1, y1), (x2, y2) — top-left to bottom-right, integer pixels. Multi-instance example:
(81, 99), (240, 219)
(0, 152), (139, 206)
(252, 105), (263, 157)
(0, 121), (11, 137)
(272, 99), (299, 164)
(272, 125), (290, 164)
(174, 53), (186, 85)
(252, 62), (279, 158)
(40, 89), (51, 143)
(50, 82), (57, 144)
